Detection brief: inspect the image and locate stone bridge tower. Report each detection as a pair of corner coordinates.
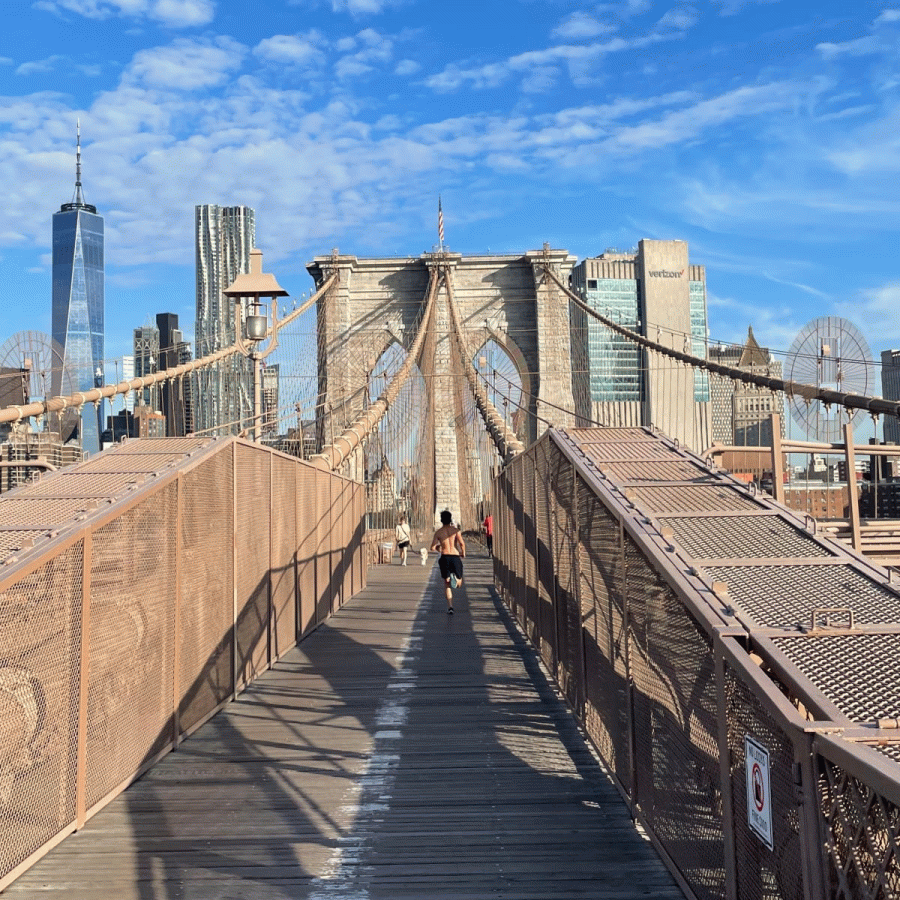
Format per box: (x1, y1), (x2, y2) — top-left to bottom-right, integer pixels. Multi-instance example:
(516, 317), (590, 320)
(306, 247), (577, 523)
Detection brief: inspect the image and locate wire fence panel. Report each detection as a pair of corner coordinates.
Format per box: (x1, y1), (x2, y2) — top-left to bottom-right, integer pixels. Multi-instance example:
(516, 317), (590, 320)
(576, 471), (632, 798)
(0, 436), (366, 892)
(492, 425), (900, 900)
(235, 442), (272, 686)
(724, 658), (805, 900)
(0, 545), (82, 881)
(549, 442), (583, 716)
(271, 454), (298, 660)
(532, 437), (555, 671)
(297, 465), (318, 635)
(814, 740), (900, 899)
(86, 483), (178, 811)
(178, 444), (234, 734)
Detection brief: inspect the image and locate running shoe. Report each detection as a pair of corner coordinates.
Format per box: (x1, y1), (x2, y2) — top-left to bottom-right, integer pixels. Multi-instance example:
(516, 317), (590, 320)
(450, 573), (458, 589)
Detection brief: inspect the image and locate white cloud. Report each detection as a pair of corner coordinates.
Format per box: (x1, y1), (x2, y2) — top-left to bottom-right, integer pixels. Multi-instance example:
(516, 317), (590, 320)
(425, 20), (693, 93)
(395, 59), (419, 76)
(124, 38), (246, 90)
(711, 0), (780, 15)
(330, 0), (387, 13)
(254, 33), (326, 67)
(16, 56), (67, 76)
(551, 13), (612, 40)
(835, 282), (900, 344)
(334, 28), (393, 80)
(875, 9), (900, 25)
(36, 0), (214, 27)
(656, 6), (699, 30)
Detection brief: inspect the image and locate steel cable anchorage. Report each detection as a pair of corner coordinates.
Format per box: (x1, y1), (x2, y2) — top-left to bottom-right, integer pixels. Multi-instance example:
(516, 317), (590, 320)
(309, 265), (440, 472)
(541, 263), (900, 423)
(443, 266), (525, 464)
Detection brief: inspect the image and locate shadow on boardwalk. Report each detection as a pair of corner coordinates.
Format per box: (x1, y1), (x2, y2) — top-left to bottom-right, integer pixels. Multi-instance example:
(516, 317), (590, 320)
(5, 555), (684, 899)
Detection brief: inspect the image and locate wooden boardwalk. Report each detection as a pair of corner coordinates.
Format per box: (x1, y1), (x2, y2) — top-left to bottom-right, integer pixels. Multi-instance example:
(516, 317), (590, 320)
(6, 554), (684, 899)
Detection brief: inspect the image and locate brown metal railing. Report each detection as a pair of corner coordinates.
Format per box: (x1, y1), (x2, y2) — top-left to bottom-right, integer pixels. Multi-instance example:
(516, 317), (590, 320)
(493, 426), (900, 900)
(0, 436), (366, 891)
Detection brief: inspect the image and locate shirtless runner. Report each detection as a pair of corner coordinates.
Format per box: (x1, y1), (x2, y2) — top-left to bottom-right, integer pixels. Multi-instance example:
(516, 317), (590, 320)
(431, 510), (465, 613)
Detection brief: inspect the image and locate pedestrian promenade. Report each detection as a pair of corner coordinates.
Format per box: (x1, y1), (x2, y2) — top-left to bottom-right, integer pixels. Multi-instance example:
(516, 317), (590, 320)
(5, 552), (684, 899)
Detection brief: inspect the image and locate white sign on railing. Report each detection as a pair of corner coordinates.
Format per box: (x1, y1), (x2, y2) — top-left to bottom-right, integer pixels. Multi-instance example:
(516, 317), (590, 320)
(745, 736), (773, 850)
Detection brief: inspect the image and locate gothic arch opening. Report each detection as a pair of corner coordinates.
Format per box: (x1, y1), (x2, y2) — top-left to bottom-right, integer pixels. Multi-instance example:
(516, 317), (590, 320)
(365, 340), (431, 534)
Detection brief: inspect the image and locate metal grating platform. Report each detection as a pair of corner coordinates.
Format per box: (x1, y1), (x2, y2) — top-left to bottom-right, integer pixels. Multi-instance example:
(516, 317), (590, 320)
(704, 564), (900, 628)
(666, 514), (836, 561)
(770, 633), (900, 723)
(630, 484), (764, 515)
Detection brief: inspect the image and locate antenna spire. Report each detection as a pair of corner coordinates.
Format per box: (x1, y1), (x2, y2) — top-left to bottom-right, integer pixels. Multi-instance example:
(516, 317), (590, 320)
(73, 119), (85, 206)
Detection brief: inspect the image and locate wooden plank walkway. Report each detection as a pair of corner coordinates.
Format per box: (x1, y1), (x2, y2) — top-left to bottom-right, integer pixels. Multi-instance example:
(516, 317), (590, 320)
(5, 553), (685, 899)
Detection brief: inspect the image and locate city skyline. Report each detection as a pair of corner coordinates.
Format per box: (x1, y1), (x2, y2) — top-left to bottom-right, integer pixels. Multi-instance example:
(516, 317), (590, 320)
(0, 2), (898, 381)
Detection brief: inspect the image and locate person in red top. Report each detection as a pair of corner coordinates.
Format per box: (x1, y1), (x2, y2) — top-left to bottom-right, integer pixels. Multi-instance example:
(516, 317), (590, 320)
(482, 514), (493, 557)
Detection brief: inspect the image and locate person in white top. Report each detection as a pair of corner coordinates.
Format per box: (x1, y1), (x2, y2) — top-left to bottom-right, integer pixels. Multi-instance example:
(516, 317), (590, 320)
(395, 515), (412, 565)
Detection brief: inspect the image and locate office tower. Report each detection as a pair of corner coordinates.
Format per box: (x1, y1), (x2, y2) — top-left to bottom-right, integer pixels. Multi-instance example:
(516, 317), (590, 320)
(194, 204), (255, 435)
(51, 123), (104, 454)
(882, 350), (900, 444)
(709, 327), (784, 446)
(133, 321), (160, 411)
(157, 312), (193, 436)
(570, 240), (711, 451)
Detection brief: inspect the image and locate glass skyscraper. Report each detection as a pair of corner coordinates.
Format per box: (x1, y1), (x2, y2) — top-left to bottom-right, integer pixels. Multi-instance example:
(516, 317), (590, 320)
(52, 125), (104, 454)
(570, 240), (711, 452)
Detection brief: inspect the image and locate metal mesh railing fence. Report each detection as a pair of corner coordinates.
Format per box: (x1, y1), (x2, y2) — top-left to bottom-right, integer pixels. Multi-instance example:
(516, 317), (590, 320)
(0, 436), (366, 891)
(494, 427), (900, 900)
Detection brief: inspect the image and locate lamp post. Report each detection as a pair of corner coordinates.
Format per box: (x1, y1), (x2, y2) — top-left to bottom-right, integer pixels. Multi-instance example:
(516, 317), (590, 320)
(223, 249), (288, 442)
(94, 366), (103, 448)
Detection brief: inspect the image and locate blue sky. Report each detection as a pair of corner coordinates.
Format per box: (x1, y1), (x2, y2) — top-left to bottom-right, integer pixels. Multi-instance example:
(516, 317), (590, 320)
(0, 0), (898, 383)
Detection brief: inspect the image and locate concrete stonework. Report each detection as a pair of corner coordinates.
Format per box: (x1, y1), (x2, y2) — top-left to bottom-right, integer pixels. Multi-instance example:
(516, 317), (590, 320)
(307, 250), (577, 520)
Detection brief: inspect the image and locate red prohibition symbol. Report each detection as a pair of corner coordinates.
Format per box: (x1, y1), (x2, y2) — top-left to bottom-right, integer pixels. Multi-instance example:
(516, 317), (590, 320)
(752, 762), (765, 811)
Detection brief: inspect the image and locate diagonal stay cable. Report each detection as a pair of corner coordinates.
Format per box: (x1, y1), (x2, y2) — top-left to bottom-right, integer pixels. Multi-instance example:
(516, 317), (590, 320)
(443, 265), (525, 464)
(541, 263), (900, 423)
(309, 265), (441, 472)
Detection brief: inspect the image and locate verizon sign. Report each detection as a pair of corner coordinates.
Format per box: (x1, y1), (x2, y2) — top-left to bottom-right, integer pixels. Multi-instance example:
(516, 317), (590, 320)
(648, 269), (685, 278)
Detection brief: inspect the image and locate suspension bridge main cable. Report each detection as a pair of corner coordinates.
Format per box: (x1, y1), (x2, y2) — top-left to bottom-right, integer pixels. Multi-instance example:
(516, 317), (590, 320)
(540, 263), (900, 424)
(0, 273), (339, 429)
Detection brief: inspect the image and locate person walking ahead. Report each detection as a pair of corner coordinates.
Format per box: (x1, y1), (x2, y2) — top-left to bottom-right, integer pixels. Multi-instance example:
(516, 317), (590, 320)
(430, 510), (465, 613)
(395, 515), (411, 566)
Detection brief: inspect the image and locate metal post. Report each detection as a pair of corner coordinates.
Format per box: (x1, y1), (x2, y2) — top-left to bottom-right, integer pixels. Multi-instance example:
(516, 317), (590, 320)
(771, 413), (785, 504)
(253, 352), (262, 442)
(844, 421), (862, 551)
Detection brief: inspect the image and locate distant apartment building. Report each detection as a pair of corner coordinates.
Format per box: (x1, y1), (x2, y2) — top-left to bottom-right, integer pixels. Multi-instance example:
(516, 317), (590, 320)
(156, 313), (193, 436)
(709, 327), (785, 447)
(194, 204), (255, 435)
(51, 125), (104, 454)
(569, 239), (711, 452)
(881, 350), (900, 444)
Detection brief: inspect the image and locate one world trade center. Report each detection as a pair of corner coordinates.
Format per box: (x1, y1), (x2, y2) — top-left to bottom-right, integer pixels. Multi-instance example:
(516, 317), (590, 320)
(52, 123), (104, 454)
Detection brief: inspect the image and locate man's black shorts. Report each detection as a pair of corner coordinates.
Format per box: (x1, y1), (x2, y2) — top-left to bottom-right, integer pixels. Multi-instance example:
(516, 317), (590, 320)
(398, 540), (410, 549)
(438, 554), (463, 581)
